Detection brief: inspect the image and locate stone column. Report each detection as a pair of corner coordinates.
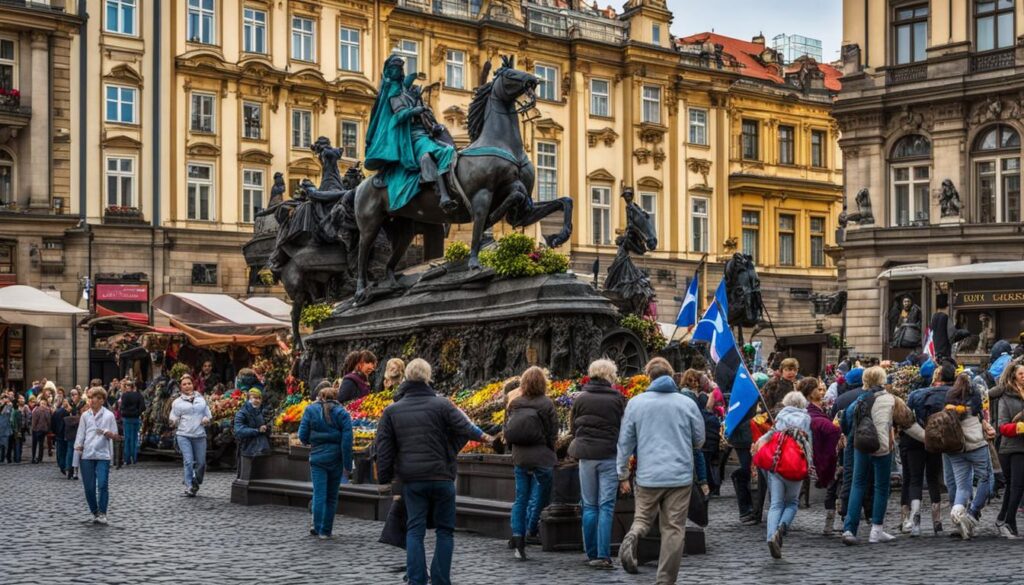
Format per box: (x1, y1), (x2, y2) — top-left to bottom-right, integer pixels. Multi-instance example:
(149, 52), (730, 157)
(28, 31), (49, 210)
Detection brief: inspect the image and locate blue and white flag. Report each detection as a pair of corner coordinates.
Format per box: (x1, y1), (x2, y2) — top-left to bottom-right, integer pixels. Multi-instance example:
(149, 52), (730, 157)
(674, 274), (700, 329)
(692, 278), (729, 356)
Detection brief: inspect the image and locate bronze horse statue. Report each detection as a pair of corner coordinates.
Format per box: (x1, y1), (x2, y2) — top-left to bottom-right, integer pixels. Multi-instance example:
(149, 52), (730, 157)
(352, 56), (574, 300)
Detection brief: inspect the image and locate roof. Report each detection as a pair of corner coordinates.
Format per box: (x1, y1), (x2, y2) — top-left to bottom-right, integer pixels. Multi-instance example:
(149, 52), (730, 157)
(678, 32), (841, 92)
(152, 292), (288, 332)
(877, 260), (1024, 282)
(0, 285), (87, 327)
(243, 296), (292, 322)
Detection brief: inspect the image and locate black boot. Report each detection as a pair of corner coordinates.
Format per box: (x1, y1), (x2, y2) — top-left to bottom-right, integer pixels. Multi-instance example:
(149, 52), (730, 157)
(435, 174), (458, 215)
(513, 536), (527, 561)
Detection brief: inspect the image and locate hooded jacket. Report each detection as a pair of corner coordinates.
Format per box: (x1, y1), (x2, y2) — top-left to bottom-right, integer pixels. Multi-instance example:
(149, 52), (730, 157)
(234, 400), (272, 458)
(807, 402), (841, 487)
(505, 394), (558, 469)
(298, 399), (353, 470)
(568, 379), (627, 461)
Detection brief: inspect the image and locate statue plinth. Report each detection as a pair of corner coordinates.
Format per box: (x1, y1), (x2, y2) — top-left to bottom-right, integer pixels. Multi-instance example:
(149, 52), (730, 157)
(938, 215), (965, 225)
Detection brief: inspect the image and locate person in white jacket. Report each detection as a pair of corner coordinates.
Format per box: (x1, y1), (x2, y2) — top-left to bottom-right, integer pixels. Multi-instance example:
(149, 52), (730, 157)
(169, 375), (211, 497)
(74, 386), (119, 524)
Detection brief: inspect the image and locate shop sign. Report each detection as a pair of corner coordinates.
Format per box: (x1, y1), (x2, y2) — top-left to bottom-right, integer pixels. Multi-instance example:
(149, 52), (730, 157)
(953, 290), (1024, 308)
(8, 358), (22, 380)
(96, 284), (148, 302)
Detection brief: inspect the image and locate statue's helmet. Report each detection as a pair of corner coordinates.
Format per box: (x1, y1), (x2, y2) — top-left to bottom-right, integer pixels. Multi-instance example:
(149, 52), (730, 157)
(383, 54), (405, 79)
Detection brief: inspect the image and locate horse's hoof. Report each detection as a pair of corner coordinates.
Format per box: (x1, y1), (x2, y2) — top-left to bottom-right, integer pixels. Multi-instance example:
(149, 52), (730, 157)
(440, 199), (459, 215)
(468, 259), (482, 270)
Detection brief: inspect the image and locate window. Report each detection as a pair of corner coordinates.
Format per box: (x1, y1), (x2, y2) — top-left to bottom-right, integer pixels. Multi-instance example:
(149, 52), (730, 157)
(536, 142), (557, 201)
(778, 213), (795, 266)
(187, 0), (215, 44)
(291, 16), (315, 62)
(974, 124), (1021, 223)
(0, 39), (15, 92)
(810, 216), (826, 267)
(186, 163), (214, 221)
(742, 119), (759, 160)
(242, 101), (262, 140)
(292, 109), (312, 148)
(640, 192), (657, 231)
(393, 39), (419, 77)
(590, 78), (609, 117)
(778, 125), (795, 165)
(339, 28), (360, 72)
(894, 4), (928, 65)
(242, 169), (264, 223)
(191, 263), (218, 285)
(105, 156), (135, 208)
(445, 50), (465, 89)
(535, 64), (557, 101)
(190, 93), (215, 133)
(652, 23), (661, 44)
(591, 186), (611, 245)
(105, 0), (136, 36)
(811, 130), (826, 168)
(642, 86), (661, 124)
(688, 108), (708, 145)
(691, 197), (708, 252)
(890, 134), (932, 226)
(741, 210), (760, 263)
(242, 7), (266, 54)
(341, 120), (358, 159)
(105, 85), (137, 124)
(0, 150), (12, 204)
(976, 0), (1014, 52)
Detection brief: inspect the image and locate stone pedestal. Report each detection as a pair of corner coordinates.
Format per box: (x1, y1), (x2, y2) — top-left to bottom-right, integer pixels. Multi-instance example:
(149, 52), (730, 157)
(938, 215), (965, 225)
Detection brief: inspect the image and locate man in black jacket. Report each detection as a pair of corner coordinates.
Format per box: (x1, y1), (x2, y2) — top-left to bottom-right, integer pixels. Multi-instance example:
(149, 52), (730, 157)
(375, 359), (492, 585)
(118, 379), (146, 465)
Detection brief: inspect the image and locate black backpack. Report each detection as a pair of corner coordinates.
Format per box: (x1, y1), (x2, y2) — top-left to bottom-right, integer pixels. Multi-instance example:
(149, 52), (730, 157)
(852, 391), (882, 453)
(504, 405), (546, 446)
(702, 411), (721, 448)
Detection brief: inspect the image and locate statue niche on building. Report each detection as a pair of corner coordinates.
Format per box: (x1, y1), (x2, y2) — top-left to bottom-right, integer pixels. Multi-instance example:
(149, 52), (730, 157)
(939, 179), (962, 218)
(887, 295), (922, 349)
(845, 188), (874, 225)
(603, 187), (657, 316)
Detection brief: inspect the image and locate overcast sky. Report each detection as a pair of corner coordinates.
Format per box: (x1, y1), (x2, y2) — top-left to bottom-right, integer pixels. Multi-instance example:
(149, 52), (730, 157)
(618, 0), (844, 62)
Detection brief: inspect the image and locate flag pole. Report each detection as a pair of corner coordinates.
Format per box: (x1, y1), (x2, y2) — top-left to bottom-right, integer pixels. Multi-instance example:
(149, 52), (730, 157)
(715, 298), (775, 426)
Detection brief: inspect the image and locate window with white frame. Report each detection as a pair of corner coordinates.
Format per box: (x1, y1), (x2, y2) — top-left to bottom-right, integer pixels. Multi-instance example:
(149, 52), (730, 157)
(535, 64), (557, 101)
(242, 101), (262, 140)
(445, 49), (465, 89)
(536, 142), (557, 201)
(105, 156), (135, 208)
(691, 197), (709, 252)
(688, 108), (707, 145)
(105, 85), (137, 124)
(590, 78), (609, 117)
(242, 7), (266, 54)
(341, 120), (358, 159)
(105, 0), (137, 36)
(642, 86), (661, 124)
(652, 23), (661, 44)
(339, 27), (360, 72)
(190, 93), (215, 133)
(242, 168), (264, 223)
(889, 134), (932, 226)
(810, 216), (826, 267)
(741, 209), (760, 263)
(0, 150), (12, 204)
(292, 109), (312, 149)
(640, 191), (657, 232)
(592, 186), (611, 245)
(778, 213), (795, 266)
(393, 39), (419, 77)
(291, 16), (315, 62)
(0, 38), (15, 92)
(187, 0), (215, 44)
(187, 163), (214, 221)
(974, 124), (1021, 223)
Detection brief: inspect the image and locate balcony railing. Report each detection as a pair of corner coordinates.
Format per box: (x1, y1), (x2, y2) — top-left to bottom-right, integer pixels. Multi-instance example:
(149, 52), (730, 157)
(396, 0), (481, 21)
(970, 48), (1015, 73)
(886, 63), (927, 85)
(525, 5), (626, 45)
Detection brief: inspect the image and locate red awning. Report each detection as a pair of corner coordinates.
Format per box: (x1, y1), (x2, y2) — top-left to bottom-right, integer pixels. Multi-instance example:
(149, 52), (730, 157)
(96, 303), (149, 324)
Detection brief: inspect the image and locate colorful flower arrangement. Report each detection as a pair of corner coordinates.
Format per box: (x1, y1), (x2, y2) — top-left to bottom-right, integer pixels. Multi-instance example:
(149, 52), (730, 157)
(619, 374), (651, 400)
(209, 394), (245, 422)
(346, 391), (393, 421)
(274, 399), (310, 433)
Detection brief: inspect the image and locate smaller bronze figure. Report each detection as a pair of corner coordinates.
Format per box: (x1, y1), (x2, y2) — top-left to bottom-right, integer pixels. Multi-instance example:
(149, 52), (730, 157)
(887, 295), (922, 349)
(603, 187), (657, 315)
(939, 179), (962, 218)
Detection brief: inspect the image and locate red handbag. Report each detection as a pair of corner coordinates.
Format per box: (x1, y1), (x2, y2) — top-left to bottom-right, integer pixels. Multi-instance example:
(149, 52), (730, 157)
(753, 430), (808, 481)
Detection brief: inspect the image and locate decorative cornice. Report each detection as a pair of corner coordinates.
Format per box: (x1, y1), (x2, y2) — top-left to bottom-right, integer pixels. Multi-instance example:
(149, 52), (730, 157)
(101, 133), (143, 149)
(238, 149), (273, 164)
(587, 127), (619, 147)
(686, 157), (712, 185)
(636, 176), (662, 189)
(587, 168), (616, 182)
(186, 142), (221, 157)
(637, 122), (667, 145)
(103, 64), (144, 88)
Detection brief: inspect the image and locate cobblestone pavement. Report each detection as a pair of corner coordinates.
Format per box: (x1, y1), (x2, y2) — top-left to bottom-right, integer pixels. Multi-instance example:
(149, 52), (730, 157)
(0, 460), (1018, 585)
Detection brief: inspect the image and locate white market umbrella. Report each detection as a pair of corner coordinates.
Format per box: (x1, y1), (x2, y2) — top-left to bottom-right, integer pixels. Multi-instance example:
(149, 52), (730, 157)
(0, 285), (88, 328)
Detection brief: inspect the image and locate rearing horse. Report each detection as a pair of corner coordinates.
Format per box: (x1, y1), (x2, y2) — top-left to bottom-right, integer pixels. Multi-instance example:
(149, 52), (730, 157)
(352, 56), (573, 300)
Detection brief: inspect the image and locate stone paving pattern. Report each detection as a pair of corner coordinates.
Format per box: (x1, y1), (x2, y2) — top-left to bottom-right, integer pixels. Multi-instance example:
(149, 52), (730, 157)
(0, 460), (1018, 585)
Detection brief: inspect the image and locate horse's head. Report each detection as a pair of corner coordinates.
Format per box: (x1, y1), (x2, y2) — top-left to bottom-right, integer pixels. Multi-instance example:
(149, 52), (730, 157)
(492, 55), (538, 114)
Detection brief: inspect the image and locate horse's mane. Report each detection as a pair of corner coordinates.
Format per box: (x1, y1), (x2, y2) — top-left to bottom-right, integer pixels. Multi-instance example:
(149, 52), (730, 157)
(467, 79), (493, 143)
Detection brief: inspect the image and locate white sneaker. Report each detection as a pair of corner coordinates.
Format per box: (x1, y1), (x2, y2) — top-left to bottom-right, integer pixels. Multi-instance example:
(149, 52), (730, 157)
(910, 514), (921, 537)
(89, 514), (99, 524)
(901, 517), (914, 533)
(950, 505), (967, 539)
(997, 522), (1018, 539)
(959, 512), (978, 540)
(841, 530), (858, 546)
(95, 513), (108, 525)
(868, 524), (895, 543)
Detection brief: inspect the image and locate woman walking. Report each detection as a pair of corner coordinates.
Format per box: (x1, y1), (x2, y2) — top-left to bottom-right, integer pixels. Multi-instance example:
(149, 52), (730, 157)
(798, 378), (842, 535)
(0, 393), (13, 463)
(74, 387), (119, 524)
(339, 350), (378, 403)
(505, 366), (558, 560)
(169, 375), (212, 497)
(30, 397), (51, 463)
(753, 391), (813, 558)
(298, 385), (353, 539)
(944, 373), (994, 539)
(568, 359), (627, 569)
(996, 359), (1024, 537)
(64, 388), (85, 479)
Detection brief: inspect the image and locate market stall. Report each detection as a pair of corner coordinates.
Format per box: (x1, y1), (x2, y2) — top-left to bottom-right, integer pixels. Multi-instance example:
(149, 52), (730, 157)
(0, 285), (88, 389)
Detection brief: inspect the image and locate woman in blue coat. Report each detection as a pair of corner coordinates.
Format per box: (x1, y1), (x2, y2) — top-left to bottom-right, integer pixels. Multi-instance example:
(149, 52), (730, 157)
(298, 386), (354, 539)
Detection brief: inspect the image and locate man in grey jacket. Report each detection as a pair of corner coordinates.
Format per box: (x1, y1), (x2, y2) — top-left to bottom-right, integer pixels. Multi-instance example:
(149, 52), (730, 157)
(616, 357), (704, 584)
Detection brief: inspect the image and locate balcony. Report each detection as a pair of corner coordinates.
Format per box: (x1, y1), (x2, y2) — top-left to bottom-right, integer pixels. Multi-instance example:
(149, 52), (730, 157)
(970, 48), (1015, 73)
(886, 63), (927, 85)
(103, 206), (146, 225)
(525, 5), (626, 45)
(396, 0), (480, 21)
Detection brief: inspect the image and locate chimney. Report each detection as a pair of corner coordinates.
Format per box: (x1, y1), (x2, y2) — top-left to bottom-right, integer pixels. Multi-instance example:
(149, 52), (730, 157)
(752, 32), (765, 47)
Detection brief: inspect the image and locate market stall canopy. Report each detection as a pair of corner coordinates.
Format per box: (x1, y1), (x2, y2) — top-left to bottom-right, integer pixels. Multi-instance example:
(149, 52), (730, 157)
(0, 285), (88, 328)
(243, 296), (292, 321)
(153, 292), (289, 334)
(876, 263), (928, 281)
(918, 260), (1024, 282)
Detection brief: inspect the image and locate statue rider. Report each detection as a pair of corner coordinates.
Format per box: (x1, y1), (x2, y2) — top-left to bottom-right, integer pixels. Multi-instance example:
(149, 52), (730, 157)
(364, 55), (458, 215)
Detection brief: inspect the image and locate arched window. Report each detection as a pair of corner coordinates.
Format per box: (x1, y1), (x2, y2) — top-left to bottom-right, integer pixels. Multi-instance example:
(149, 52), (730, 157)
(0, 149), (14, 205)
(890, 134), (931, 226)
(973, 124), (1020, 223)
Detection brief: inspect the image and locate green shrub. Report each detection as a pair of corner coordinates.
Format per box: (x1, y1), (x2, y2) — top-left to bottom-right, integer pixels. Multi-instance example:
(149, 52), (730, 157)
(444, 240), (470, 263)
(299, 302), (333, 328)
(478, 233), (569, 278)
(620, 314), (668, 352)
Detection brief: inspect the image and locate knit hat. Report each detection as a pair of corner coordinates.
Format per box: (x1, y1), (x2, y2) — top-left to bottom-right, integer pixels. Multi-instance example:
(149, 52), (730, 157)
(919, 359), (936, 381)
(247, 388), (262, 398)
(753, 373), (769, 389)
(845, 367), (864, 389)
(44, 381), (57, 392)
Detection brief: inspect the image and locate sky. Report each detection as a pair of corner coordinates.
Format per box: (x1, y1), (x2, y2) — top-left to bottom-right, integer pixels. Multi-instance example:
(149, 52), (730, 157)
(619, 0), (844, 62)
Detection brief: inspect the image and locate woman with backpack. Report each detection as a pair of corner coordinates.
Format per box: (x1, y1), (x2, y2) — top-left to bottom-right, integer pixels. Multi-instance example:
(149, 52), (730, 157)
(941, 373), (994, 539)
(504, 366), (558, 561)
(996, 359), (1024, 538)
(904, 363), (955, 536)
(752, 391), (813, 559)
(298, 385), (353, 539)
(797, 377), (842, 535)
(841, 366), (925, 545)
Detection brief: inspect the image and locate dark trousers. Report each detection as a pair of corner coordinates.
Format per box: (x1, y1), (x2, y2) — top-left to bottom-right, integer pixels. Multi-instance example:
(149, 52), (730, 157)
(732, 448), (754, 517)
(404, 480), (457, 585)
(998, 453), (1024, 532)
(754, 468), (769, 519)
(55, 438), (69, 472)
(825, 473), (841, 511)
(703, 446), (721, 494)
(904, 444), (943, 504)
(31, 431), (47, 462)
(13, 435), (23, 462)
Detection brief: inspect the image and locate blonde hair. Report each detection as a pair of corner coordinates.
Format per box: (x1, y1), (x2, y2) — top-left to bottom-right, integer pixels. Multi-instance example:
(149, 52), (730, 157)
(405, 359), (432, 383)
(87, 386), (107, 401)
(644, 357), (674, 380)
(862, 366), (887, 388)
(384, 358), (406, 389)
(587, 359), (618, 383)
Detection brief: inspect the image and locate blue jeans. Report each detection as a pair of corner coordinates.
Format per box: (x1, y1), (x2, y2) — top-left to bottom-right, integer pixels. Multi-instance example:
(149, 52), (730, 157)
(55, 438), (69, 471)
(511, 465), (553, 537)
(66, 440), (75, 470)
(404, 480), (457, 585)
(122, 418), (141, 464)
(80, 458), (110, 515)
(766, 471), (801, 540)
(946, 446), (992, 514)
(176, 435), (207, 489)
(579, 458), (617, 560)
(310, 463), (343, 536)
(843, 451), (893, 535)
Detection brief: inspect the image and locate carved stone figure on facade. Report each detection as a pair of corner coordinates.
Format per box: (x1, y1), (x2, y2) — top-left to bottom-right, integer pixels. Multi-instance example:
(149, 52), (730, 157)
(845, 188), (874, 225)
(939, 178), (962, 217)
(977, 312), (995, 353)
(972, 96), (1004, 126)
(724, 253), (763, 327)
(887, 295), (922, 349)
(604, 187), (657, 315)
